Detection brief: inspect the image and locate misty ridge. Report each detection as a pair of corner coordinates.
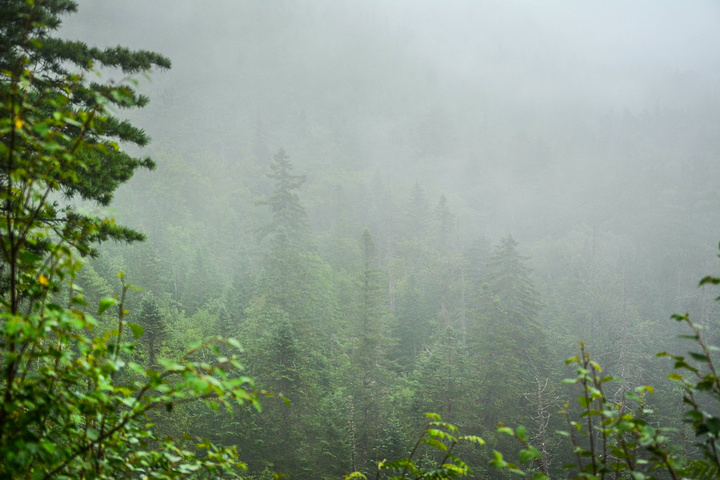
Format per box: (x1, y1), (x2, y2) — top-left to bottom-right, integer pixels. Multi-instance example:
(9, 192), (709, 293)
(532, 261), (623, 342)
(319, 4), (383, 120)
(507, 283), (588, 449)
(3, 0), (720, 478)
(64, 0), (720, 244)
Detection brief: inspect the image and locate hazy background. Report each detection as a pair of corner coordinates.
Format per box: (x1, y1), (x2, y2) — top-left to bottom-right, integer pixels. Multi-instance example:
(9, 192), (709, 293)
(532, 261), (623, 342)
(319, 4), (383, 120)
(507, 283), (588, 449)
(61, 0), (720, 247)
(54, 2), (720, 474)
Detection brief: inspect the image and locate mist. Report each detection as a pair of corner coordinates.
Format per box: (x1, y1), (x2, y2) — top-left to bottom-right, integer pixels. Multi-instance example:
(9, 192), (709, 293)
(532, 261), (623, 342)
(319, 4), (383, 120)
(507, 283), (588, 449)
(52, 0), (720, 476)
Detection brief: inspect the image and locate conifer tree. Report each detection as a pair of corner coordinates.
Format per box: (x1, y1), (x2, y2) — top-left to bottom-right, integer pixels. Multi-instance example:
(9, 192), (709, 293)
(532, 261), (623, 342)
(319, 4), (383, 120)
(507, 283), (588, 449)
(350, 229), (393, 471)
(485, 235), (542, 328)
(138, 294), (165, 367)
(0, 0), (170, 260)
(469, 235), (550, 432)
(240, 148), (335, 475)
(260, 148), (308, 239)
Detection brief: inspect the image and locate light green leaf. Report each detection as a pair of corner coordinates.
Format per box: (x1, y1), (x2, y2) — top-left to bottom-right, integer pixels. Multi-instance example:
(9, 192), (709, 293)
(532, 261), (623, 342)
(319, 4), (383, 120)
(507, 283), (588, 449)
(128, 322), (144, 339)
(98, 297), (118, 316)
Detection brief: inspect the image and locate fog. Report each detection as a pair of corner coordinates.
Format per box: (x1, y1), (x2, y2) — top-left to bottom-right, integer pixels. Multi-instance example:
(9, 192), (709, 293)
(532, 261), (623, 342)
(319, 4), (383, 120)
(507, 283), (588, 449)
(61, 1), (720, 248)
(49, 1), (720, 475)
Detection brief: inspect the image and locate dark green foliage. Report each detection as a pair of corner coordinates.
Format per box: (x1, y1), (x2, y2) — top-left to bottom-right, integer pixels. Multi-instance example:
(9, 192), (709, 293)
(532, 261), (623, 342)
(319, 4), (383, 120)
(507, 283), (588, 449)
(346, 229), (396, 473)
(138, 293), (165, 366)
(412, 328), (476, 432)
(3, 3), (715, 479)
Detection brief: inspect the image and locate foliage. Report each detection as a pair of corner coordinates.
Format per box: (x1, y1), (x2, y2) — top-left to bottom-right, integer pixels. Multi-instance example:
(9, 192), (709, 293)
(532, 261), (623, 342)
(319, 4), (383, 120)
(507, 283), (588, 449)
(490, 316), (720, 480)
(381, 308), (720, 480)
(372, 249), (720, 480)
(0, 1), (264, 478)
(346, 413), (485, 480)
(0, 285), (263, 478)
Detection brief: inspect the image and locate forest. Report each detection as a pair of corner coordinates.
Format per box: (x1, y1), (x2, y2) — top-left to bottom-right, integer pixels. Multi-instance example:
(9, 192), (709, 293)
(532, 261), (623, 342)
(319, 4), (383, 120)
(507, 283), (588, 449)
(2, 0), (720, 479)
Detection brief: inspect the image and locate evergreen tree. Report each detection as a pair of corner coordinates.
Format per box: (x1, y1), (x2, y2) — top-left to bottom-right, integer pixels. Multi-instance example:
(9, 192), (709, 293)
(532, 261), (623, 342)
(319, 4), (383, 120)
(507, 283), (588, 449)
(349, 229), (394, 472)
(259, 148), (308, 240)
(468, 235), (550, 434)
(0, 0), (170, 267)
(485, 234), (542, 329)
(138, 293), (165, 367)
(257, 149), (311, 311)
(239, 148), (336, 476)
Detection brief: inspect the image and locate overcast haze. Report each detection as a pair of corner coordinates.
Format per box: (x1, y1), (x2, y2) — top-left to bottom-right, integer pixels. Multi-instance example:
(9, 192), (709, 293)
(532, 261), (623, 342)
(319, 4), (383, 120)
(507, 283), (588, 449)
(41, 2), (720, 475)
(60, 0), (720, 269)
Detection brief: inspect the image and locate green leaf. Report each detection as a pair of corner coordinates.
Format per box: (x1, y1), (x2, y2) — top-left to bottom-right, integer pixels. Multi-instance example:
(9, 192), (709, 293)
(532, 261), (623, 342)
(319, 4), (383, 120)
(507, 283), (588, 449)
(565, 355), (580, 364)
(98, 297), (118, 316)
(519, 446), (542, 463)
(491, 450), (507, 469)
(227, 338), (243, 351)
(459, 435), (485, 445)
(689, 352), (710, 363)
(497, 426), (514, 436)
(128, 323), (144, 339)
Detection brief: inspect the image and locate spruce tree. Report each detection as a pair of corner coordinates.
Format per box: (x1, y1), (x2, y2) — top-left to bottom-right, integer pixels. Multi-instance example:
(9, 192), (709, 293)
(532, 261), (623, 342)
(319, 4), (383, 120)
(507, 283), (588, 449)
(241, 148), (334, 475)
(257, 148), (310, 312)
(469, 235), (550, 432)
(138, 294), (165, 367)
(485, 234), (542, 328)
(351, 229), (393, 472)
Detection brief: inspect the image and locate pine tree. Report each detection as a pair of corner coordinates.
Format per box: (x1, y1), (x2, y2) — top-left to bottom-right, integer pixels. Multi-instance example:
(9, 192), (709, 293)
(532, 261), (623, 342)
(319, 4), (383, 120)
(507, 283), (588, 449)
(0, 0), (170, 311)
(260, 148), (308, 239)
(240, 148), (334, 475)
(468, 235), (550, 432)
(256, 149), (311, 312)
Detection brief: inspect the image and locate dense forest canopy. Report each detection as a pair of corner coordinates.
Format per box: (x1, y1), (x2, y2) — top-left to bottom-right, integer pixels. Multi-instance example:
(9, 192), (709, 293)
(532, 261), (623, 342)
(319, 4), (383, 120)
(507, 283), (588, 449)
(3, 0), (720, 478)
